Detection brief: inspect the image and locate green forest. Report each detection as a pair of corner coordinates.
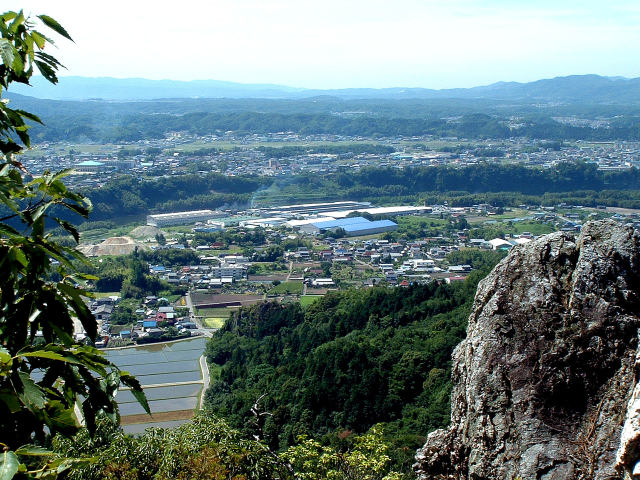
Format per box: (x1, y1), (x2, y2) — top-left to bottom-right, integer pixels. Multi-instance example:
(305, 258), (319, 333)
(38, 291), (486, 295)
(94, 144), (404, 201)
(68, 161), (640, 224)
(10, 94), (640, 142)
(204, 251), (505, 472)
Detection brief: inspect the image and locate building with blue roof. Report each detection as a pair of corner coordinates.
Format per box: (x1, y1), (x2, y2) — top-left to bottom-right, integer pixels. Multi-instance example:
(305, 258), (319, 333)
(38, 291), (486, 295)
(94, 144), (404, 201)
(75, 160), (106, 173)
(300, 216), (397, 236)
(311, 217), (370, 229)
(342, 220), (398, 236)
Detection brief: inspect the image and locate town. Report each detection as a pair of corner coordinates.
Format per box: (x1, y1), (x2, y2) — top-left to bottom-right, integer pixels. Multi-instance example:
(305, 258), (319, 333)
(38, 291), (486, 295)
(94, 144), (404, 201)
(79, 198), (640, 349)
(19, 132), (640, 191)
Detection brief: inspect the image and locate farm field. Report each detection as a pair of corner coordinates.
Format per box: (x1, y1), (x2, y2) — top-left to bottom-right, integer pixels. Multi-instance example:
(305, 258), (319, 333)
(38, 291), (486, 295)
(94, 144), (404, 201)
(202, 317), (226, 329)
(105, 337), (207, 433)
(267, 281), (304, 295)
(191, 293), (264, 308)
(300, 295), (322, 307)
(197, 307), (233, 318)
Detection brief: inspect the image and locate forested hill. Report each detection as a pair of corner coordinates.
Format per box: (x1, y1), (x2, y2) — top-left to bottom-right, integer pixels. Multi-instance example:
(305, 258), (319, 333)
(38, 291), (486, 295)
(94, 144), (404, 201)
(73, 162), (640, 223)
(10, 74), (640, 103)
(204, 250), (505, 471)
(6, 76), (640, 143)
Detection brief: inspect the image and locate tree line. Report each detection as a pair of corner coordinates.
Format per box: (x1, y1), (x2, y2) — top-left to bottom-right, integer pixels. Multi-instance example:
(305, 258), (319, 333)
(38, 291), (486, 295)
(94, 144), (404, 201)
(68, 161), (640, 226)
(21, 107), (640, 142)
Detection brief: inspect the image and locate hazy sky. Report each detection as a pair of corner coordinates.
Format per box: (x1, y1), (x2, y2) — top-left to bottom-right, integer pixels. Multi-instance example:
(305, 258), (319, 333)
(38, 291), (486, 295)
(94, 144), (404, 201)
(8, 0), (640, 89)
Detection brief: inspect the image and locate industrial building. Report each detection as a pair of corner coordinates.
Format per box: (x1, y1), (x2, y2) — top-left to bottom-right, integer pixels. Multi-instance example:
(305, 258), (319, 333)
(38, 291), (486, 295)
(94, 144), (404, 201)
(286, 217), (336, 228)
(147, 210), (222, 227)
(323, 205), (433, 218)
(342, 220), (399, 236)
(240, 217), (287, 228)
(299, 216), (398, 236)
(299, 217), (370, 234)
(254, 201), (371, 217)
(192, 222), (225, 233)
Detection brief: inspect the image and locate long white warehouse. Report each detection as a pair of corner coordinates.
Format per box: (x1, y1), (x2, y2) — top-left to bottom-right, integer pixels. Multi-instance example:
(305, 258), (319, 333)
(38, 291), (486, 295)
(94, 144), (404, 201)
(147, 210), (221, 227)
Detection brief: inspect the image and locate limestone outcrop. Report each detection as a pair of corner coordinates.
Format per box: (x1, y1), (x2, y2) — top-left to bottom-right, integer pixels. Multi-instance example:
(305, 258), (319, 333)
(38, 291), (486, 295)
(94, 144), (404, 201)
(414, 220), (640, 479)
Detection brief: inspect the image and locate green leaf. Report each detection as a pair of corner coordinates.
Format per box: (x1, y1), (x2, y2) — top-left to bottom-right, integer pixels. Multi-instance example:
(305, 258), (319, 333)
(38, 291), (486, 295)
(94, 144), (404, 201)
(0, 393), (21, 413)
(8, 10), (25, 34)
(119, 373), (151, 414)
(14, 445), (53, 457)
(8, 247), (27, 268)
(15, 109), (43, 125)
(0, 39), (15, 68)
(1, 12), (18, 22)
(18, 372), (46, 410)
(0, 347), (10, 364)
(30, 31), (47, 49)
(0, 223), (20, 237)
(55, 218), (79, 243)
(37, 15), (73, 42)
(60, 201), (90, 219)
(47, 401), (80, 434)
(0, 450), (19, 480)
(34, 60), (57, 84)
(57, 283), (97, 340)
(19, 349), (81, 364)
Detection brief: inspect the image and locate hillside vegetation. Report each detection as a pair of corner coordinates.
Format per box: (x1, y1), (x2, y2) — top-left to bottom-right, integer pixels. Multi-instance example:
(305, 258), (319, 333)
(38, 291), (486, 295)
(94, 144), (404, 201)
(63, 161), (640, 224)
(204, 251), (505, 471)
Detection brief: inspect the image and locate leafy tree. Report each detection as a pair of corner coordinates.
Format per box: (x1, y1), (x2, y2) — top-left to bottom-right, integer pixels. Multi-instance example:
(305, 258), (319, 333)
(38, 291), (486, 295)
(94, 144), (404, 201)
(282, 425), (404, 480)
(0, 11), (147, 479)
(54, 414), (285, 480)
(155, 232), (166, 245)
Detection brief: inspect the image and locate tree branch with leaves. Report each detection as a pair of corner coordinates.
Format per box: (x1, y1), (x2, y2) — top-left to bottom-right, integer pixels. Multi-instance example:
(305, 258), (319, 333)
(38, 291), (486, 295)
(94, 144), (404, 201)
(0, 10), (148, 480)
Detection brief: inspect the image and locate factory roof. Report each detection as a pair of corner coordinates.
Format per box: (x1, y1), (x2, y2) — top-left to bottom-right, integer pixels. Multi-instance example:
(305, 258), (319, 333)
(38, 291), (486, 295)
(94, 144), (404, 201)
(286, 217), (336, 227)
(148, 210), (215, 219)
(342, 220), (398, 232)
(311, 217), (372, 229)
(325, 205), (432, 218)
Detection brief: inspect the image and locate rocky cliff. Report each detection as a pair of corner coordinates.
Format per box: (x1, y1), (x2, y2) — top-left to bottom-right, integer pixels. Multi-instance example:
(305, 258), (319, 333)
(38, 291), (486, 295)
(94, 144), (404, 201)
(414, 220), (640, 480)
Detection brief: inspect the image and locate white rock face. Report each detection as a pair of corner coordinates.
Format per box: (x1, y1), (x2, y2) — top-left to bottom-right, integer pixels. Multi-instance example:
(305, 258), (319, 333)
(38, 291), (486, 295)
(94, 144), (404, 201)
(414, 220), (640, 480)
(616, 344), (640, 479)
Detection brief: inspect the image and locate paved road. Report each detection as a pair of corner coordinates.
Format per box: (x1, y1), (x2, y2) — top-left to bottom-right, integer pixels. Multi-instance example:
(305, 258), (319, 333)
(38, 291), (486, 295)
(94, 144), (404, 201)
(185, 291), (215, 338)
(199, 355), (210, 407)
(185, 290), (196, 319)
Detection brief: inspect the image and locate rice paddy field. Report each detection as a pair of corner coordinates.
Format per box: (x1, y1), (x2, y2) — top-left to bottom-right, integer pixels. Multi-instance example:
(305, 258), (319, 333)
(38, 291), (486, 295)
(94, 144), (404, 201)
(105, 337), (208, 433)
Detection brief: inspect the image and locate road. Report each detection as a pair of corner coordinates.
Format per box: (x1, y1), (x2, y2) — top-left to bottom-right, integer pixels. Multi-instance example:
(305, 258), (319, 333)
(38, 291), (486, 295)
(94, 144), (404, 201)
(285, 260), (293, 281)
(355, 258), (374, 270)
(199, 355), (210, 408)
(185, 290), (196, 318)
(185, 290), (213, 338)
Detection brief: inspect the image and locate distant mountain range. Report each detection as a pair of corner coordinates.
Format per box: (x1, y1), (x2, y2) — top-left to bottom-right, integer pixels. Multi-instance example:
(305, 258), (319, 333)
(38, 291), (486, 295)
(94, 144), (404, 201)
(7, 74), (640, 104)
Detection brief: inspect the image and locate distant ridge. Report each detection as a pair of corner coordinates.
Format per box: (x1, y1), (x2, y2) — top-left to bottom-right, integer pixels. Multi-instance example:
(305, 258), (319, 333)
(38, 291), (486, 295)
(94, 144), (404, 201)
(7, 74), (640, 104)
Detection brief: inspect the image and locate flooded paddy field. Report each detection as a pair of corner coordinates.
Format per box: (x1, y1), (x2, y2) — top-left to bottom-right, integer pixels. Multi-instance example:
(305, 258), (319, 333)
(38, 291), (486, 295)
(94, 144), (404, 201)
(105, 337), (208, 433)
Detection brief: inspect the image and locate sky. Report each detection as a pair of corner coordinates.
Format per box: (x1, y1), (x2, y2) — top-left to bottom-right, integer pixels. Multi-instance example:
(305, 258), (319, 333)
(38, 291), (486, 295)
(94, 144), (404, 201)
(7, 0), (640, 89)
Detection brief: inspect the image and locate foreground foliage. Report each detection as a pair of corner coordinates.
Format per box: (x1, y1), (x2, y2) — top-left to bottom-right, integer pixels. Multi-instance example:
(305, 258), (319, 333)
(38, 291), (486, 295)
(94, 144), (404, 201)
(0, 10), (147, 479)
(54, 415), (404, 480)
